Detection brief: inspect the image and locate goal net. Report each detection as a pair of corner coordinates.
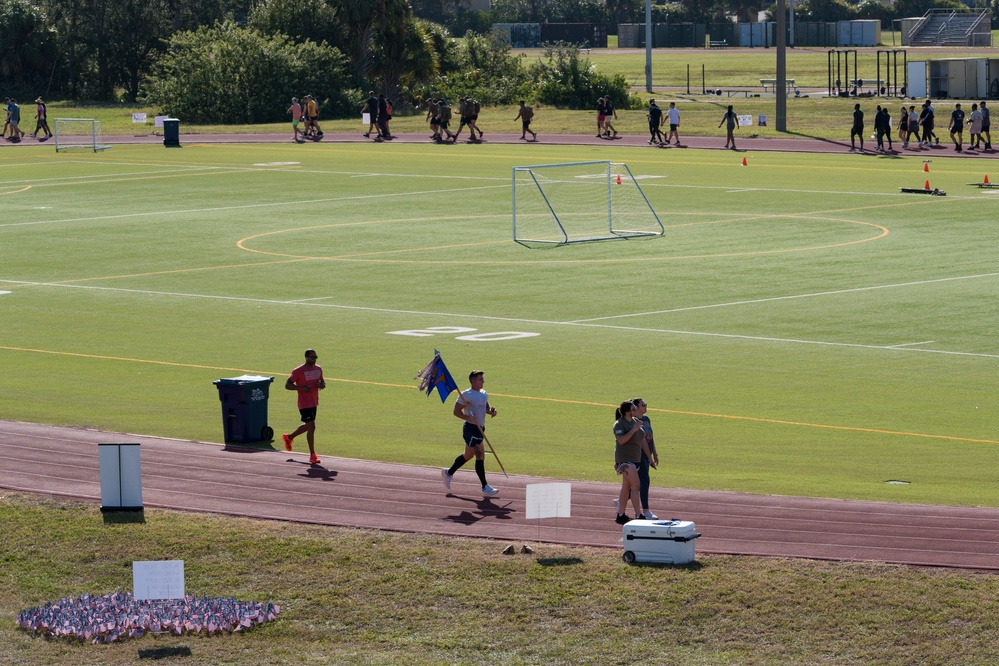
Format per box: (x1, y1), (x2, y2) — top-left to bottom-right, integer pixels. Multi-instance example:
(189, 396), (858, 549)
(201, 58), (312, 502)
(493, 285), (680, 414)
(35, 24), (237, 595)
(512, 161), (663, 246)
(54, 118), (110, 152)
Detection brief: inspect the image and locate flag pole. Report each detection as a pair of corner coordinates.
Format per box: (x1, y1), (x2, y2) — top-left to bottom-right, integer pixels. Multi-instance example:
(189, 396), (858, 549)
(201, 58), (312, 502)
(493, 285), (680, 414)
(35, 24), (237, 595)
(470, 420), (508, 478)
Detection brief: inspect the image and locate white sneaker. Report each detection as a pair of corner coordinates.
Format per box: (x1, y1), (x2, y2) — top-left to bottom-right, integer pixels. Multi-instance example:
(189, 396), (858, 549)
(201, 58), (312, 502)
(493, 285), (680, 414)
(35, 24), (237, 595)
(642, 510), (658, 520)
(441, 468), (452, 490)
(481, 484), (498, 497)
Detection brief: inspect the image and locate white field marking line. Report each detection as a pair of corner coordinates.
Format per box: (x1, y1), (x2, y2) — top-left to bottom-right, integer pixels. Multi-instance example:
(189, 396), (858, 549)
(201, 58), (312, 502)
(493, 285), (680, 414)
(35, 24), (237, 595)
(0, 184), (508, 229)
(0, 165), (231, 186)
(3, 279), (997, 359)
(889, 341), (935, 348)
(569, 272), (999, 323)
(641, 181), (988, 201)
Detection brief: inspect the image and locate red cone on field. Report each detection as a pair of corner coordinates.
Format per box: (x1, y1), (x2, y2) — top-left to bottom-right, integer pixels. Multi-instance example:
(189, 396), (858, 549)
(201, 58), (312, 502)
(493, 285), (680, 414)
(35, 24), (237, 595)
(742, 157), (748, 166)
(616, 174), (621, 185)
(985, 174), (990, 184)
(924, 179), (931, 190)
(923, 162), (930, 173)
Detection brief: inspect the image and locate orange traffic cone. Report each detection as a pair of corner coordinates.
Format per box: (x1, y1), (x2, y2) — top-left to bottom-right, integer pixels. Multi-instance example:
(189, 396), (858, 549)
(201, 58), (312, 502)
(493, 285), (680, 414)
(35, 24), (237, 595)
(924, 162), (930, 172)
(985, 174), (990, 184)
(616, 174), (622, 185)
(742, 157), (748, 166)
(924, 179), (931, 190)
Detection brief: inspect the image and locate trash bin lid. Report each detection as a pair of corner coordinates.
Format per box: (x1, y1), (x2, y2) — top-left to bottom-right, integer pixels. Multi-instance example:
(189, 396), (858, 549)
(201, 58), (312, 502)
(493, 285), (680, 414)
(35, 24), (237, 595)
(214, 375), (274, 385)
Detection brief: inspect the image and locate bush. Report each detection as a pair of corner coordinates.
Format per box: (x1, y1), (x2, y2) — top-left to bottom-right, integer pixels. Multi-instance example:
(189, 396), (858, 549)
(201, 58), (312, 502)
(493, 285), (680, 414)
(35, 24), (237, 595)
(142, 21), (359, 123)
(529, 42), (640, 110)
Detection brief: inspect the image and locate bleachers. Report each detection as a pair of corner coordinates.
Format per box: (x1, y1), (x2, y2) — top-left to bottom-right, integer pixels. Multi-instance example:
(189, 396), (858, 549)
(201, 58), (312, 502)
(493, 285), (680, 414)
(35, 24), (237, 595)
(908, 9), (991, 47)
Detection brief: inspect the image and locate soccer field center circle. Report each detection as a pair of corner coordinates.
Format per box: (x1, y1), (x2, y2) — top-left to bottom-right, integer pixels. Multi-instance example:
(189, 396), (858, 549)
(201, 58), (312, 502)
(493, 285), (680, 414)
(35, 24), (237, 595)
(236, 213), (889, 264)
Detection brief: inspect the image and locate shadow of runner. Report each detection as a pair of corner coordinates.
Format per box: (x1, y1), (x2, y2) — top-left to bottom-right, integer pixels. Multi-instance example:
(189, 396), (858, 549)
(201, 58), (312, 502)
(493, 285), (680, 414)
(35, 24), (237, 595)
(443, 495), (515, 524)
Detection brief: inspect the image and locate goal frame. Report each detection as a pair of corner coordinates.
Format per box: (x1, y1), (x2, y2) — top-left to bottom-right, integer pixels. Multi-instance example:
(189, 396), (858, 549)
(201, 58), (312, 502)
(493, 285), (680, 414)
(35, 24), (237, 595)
(512, 160), (663, 246)
(54, 118), (111, 153)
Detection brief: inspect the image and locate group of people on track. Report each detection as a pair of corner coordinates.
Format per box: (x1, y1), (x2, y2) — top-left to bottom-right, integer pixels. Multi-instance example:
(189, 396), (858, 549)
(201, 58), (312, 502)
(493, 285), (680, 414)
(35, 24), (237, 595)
(850, 98), (992, 153)
(4, 97), (51, 143)
(280, 349), (665, 524)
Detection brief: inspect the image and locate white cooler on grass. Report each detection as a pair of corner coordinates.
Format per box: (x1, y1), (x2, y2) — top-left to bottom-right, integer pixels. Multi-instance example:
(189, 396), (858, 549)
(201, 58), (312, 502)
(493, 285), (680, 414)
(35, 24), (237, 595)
(622, 519), (701, 565)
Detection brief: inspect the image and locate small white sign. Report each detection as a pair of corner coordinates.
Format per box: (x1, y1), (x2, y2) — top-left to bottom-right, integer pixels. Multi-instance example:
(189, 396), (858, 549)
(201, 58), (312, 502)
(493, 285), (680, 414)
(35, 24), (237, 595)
(132, 112), (147, 123)
(362, 113), (371, 125)
(738, 115), (752, 127)
(133, 560), (185, 600)
(525, 483), (571, 520)
(154, 115), (168, 128)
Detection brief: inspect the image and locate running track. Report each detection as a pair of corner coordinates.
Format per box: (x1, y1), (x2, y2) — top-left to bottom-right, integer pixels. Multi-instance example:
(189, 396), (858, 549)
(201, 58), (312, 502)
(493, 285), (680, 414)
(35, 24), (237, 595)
(2, 420), (998, 571)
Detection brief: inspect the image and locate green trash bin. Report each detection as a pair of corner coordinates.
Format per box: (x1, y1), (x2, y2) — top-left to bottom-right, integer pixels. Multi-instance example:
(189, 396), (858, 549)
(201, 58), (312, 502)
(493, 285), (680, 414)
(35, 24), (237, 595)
(163, 118), (180, 147)
(213, 375), (275, 444)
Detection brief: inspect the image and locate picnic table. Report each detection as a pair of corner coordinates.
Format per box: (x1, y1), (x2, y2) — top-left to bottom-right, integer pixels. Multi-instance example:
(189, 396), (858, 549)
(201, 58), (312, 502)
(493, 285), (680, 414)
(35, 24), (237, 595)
(760, 79), (795, 92)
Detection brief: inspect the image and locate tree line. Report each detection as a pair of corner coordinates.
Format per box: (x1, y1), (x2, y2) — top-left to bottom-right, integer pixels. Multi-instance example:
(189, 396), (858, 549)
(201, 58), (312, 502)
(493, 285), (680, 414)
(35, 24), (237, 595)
(3, 0), (987, 123)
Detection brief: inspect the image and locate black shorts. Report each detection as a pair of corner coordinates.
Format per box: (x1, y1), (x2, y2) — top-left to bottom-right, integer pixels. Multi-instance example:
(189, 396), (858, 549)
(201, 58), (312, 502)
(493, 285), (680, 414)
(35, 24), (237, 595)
(851, 126), (864, 137)
(982, 122), (990, 131)
(430, 119), (440, 127)
(462, 422), (483, 448)
(951, 123), (963, 133)
(299, 407), (317, 423)
(522, 120), (531, 130)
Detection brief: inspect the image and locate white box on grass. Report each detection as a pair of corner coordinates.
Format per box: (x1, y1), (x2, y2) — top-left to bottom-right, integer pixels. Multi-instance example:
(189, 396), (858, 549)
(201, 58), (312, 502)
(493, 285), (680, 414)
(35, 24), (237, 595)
(622, 519), (700, 565)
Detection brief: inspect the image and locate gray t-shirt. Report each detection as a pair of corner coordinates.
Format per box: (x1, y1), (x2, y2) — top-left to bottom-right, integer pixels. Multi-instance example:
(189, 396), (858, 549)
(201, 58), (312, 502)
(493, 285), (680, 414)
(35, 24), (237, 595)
(613, 418), (644, 466)
(457, 388), (489, 427)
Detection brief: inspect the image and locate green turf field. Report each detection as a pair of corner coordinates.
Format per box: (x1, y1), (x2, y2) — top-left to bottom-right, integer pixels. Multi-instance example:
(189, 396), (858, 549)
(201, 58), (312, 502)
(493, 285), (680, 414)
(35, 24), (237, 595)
(1, 141), (997, 506)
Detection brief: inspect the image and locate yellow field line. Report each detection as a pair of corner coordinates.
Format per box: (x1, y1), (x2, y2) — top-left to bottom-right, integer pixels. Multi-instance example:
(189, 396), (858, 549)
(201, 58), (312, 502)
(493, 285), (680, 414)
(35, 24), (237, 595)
(1, 344), (994, 445)
(0, 186), (32, 195)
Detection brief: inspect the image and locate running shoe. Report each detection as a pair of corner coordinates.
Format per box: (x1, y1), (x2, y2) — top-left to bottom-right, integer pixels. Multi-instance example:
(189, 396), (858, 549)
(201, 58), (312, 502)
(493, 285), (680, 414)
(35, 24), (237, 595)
(282, 434), (293, 451)
(441, 468), (452, 490)
(481, 484), (499, 497)
(308, 453), (321, 464)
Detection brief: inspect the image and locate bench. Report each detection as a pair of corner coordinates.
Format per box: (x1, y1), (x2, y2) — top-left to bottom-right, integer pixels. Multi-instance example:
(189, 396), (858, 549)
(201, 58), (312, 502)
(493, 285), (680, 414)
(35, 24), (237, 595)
(708, 40), (728, 48)
(849, 79), (883, 90)
(760, 79), (795, 92)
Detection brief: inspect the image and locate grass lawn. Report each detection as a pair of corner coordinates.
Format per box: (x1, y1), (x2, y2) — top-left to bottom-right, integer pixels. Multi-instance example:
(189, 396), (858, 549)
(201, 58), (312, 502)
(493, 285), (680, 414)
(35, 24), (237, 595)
(4, 493), (999, 665)
(1, 141), (997, 507)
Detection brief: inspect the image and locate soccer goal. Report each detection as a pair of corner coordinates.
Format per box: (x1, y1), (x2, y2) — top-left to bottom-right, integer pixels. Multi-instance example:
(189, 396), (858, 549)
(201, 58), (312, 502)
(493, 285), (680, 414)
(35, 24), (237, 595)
(54, 118), (111, 152)
(512, 161), (664, 246)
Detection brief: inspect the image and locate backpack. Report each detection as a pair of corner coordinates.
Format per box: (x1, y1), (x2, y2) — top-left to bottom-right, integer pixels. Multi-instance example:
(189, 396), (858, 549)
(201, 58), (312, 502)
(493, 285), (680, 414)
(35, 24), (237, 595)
(472, 100), (480, 114)
(386, 100), (393, 115)
(441, 104), (452, 121)
(521, 106), (534, 121)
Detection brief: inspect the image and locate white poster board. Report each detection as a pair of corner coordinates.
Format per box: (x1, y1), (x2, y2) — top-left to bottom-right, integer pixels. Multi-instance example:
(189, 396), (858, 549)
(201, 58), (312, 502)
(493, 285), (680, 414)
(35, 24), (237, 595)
(154, 115), (168, 128)
(525, 483), (571, 519)
(132, 112), (147, 123)
(133, 560), (185, 600)
(738, 115), (752, 127)
(98, 443), (143, 510)
(362, 113), (371, 125)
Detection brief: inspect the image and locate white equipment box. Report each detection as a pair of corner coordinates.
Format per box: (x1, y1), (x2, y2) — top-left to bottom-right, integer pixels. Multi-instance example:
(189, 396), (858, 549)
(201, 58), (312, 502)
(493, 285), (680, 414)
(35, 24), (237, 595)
(622, 519), (701, 565)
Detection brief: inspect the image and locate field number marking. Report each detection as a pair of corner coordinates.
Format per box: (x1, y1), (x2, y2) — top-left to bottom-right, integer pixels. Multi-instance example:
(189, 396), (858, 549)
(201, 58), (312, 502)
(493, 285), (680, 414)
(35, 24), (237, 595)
(387, 326), (539, 342)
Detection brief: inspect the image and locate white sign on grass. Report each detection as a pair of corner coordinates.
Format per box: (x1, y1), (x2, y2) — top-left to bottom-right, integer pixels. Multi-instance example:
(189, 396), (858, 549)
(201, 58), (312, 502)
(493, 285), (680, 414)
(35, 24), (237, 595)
(154, 115), (168, 128)
(738, 115), (752, 127)
(133, 560), (185, 600)
(525, 483), (571, 519)
(132, 113), (147, 123)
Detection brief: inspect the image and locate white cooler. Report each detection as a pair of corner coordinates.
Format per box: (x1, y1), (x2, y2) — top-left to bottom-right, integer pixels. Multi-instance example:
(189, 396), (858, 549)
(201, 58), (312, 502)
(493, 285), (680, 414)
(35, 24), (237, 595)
(622, 519), (701, 565)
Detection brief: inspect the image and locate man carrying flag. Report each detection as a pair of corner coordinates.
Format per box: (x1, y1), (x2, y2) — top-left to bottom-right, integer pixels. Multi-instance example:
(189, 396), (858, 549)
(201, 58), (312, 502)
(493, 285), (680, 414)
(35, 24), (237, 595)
(415, 352), (500, 495)
(444, 370), (499, 496)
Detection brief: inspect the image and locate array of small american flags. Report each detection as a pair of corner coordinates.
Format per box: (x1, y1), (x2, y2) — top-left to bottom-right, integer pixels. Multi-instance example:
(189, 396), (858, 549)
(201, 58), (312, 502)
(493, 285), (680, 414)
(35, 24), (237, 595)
(17, 592), (280, 643)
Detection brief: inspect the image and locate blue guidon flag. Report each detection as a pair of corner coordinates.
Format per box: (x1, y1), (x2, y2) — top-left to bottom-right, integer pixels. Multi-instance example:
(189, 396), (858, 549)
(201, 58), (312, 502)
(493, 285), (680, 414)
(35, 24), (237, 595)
(415, 350), (458, 403)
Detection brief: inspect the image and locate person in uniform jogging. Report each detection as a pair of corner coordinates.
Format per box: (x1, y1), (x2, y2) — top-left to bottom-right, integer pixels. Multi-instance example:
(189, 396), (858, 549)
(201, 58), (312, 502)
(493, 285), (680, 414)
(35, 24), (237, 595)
(441, 370), (499, 496)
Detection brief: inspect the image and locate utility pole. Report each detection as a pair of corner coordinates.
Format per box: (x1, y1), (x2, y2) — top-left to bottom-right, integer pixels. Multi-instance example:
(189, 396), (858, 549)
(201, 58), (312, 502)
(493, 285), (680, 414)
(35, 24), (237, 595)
(776, 0), (787, 132)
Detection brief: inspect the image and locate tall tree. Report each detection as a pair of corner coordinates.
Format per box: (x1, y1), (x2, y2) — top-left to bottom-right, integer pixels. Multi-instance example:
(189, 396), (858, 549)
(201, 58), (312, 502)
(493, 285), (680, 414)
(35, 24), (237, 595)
(0, 0), (58, 90)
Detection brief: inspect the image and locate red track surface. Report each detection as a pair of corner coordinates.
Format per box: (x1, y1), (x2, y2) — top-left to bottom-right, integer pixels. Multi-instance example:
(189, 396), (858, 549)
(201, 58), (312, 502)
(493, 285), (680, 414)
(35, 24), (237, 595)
(4, 129), (998, 158)
(2, 420), (998, 571)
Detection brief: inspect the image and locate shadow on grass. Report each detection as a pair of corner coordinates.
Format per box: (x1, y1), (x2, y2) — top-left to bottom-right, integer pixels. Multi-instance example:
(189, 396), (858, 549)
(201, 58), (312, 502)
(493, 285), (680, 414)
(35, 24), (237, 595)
(536, 557), (584, 567)
(626, 560), (704, 571)
(223, 443), (276, 453)
(102, 510), (145, 525)
(138, 645), (192, 660)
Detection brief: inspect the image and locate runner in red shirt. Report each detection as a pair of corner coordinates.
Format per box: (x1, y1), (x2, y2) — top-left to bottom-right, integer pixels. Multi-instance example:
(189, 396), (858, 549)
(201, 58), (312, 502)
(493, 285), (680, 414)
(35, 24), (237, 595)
(282, 349), (325, 464)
